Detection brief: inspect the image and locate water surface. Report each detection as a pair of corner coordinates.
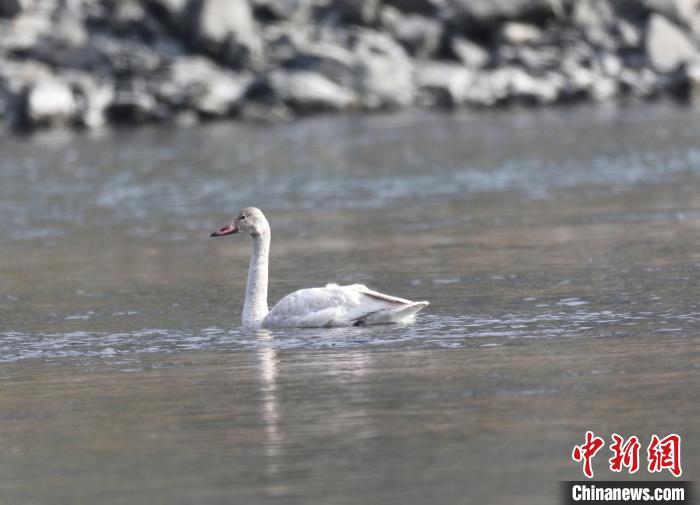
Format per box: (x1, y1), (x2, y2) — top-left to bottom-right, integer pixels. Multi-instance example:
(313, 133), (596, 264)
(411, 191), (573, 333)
(1, 104), (699, 504)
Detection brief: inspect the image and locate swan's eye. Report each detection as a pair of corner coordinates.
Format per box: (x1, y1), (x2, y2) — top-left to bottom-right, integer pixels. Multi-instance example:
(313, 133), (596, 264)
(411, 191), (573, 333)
(240, 215), (246, 220)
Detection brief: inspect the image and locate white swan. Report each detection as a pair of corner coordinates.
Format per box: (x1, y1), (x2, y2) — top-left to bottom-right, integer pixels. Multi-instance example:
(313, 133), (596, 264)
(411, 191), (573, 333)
(210, 207), (429, 329)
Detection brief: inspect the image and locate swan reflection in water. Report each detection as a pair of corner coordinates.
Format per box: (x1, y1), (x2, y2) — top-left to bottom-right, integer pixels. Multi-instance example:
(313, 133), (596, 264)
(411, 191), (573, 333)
(255, 329), (377, 486)
(256, 330), (282, 479)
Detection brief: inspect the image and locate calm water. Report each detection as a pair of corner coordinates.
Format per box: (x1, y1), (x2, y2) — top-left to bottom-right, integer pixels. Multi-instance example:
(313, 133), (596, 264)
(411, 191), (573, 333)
(1, 104), (699, 504)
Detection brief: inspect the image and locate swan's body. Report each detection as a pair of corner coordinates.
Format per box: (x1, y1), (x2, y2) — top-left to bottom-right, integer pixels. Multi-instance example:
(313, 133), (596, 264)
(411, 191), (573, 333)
(211, 207), (429, 330)
(264, 283), (428, 328)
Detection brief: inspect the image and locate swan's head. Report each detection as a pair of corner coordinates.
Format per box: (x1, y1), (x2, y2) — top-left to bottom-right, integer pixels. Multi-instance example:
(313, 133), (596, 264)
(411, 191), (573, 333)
(210, 207), (269, 238)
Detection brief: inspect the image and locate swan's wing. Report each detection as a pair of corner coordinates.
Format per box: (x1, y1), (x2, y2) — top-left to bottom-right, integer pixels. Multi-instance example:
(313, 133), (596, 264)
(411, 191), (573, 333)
(263, 283), (426, 328)
(353, 285), (413, 305)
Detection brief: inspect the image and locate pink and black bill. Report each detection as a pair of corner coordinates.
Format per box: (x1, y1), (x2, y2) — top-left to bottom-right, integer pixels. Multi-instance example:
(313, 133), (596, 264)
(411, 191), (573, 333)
(210, 223), (238, 237)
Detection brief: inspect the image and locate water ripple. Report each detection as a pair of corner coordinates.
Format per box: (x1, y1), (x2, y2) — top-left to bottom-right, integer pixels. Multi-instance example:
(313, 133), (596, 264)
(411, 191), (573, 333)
(2, 307), (698, 364)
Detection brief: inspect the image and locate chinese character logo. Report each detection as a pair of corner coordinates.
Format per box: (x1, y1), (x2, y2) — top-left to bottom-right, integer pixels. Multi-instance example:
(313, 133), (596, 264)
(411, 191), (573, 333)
(572, 431), (606, 478)
(609, 434), (640, 474)
(647, 434), (682, 477)
(572, 432), (682, 478)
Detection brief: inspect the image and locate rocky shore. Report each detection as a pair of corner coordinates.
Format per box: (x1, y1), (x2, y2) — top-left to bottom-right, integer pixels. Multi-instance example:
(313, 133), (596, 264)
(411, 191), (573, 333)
(2, 0), (700, 132)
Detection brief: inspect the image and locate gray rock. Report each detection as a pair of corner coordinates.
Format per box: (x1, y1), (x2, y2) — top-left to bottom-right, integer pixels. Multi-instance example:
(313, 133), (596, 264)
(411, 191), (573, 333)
(262, 21), (313, 63)
(383, 0), (445, 16)
(378, 5), (401, 30)
(618, 67), (659, 98)
(145, 0), (191, 30)
(589, 74), (617, 101)
(390, 14), (443, 59)
(642, 0), (699, 27)
(107, 1), (149, 33)
(320, 0), (381, 26)
(646, 13), (697, 73)
(448, 0), (567, 24)
(26, 78), (78, 127)
(466, 66), (564, 106)
(0, 0), (21, 18)
(450, 37), (490, 68)
(684, 58), (700, 102)
(572, 0), (619, 50)
(560, 58), (622, 101)
(560, 60), (594, 98)
(52, 70), (115, 128)
(462, 71), (507, 106)
(238, 77), (294, 121)
(0, 87), (7, 120)
(164, 55), (250, 115)
(251, 0), (311, 21)
(82, 83), (114, 128)
(572, 0), (615, 30)
(500, 22), (543, 45)
(191, 0), (263, 67)
(269, 70), (357, 111)
(351, 29), (415, 108)
(107, 81), (159, 123)
(415, 61), (472, 107)
(573, 0), (645, 52)
(499, 44), (561, 70)
(616, 19), (642, 48)
(92, 35), (164, 76)
(506, 67), (564, 104)
(595, 52), (623, 78)
(281, 40), (357, 88)
(147, 0), (191, 16)
(0, 7), (52, 53)
(0, 58), (54, 96)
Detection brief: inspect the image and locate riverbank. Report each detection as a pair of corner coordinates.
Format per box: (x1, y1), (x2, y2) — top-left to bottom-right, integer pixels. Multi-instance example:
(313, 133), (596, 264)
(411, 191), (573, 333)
(2, 0), (700, 132)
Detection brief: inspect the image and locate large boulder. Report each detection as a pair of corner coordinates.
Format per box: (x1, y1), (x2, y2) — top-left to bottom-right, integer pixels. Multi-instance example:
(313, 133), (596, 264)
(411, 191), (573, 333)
(0, 6), (52, 53)
(281, 41), (357, 88)
(268, 70), (357, 111)
(351, 30), (415, 108)
(646, 14), (697, 73)
(415, 62), (472, 107)
(450, 36), (490, 68)
(163, 55), (250, 115)
(25, 79), (78, 127)
(190, 0), (263, 68)
(388, 13), (443, 59)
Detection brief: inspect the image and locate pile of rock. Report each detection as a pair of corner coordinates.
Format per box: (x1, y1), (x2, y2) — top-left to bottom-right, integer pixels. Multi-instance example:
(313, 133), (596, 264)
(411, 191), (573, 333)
(2, 0), (700, 131)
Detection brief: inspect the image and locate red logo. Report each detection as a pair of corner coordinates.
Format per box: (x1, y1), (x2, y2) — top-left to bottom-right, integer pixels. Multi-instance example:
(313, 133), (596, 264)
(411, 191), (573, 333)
(609, 434), (640, 474)
(572, 433), (682, 478)
(647, 434), (682, 477)
(572, 431), (606, 478)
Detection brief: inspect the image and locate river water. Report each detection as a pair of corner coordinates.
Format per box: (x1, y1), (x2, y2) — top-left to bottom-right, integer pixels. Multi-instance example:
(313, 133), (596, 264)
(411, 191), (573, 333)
(1, 104), (698, 504)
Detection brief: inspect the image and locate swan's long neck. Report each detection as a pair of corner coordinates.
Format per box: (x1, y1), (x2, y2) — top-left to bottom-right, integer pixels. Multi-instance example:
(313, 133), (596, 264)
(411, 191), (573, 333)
(242, 230), (270, 329)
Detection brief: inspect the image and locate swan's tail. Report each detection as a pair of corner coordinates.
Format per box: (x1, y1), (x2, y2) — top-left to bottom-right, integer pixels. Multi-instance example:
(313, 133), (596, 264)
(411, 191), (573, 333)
(355, 301), (429, 326)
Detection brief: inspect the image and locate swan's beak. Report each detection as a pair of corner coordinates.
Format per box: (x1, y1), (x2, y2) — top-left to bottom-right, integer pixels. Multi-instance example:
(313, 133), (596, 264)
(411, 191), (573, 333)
(210, 223), (238, 237)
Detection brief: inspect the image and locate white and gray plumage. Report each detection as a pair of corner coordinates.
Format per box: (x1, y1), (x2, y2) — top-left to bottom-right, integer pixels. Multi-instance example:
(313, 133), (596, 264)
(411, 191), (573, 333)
(210, 207), (429, 330)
